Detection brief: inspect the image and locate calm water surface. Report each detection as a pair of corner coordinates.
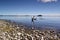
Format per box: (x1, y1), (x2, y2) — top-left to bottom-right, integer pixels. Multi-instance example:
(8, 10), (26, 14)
(0, 16), (60, 30)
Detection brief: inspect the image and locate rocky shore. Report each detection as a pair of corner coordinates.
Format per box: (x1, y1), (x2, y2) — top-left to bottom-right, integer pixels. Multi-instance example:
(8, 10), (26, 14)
(0, 19), (60, 40)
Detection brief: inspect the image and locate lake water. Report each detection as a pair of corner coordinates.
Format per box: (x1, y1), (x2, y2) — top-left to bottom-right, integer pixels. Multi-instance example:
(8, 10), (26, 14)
(0, 16), (60, 31)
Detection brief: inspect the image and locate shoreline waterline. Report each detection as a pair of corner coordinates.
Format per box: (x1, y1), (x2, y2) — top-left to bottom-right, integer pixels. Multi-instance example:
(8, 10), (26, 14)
(0, 19), (60, 40)
(0, 19), (59, 31)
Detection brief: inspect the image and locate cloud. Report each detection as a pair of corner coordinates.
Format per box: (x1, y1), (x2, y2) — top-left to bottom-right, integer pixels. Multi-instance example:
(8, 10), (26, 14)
(37, 0), (58, 3)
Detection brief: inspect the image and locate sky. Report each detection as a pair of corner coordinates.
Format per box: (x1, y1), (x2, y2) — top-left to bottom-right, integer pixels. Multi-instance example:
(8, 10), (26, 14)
(0, 0), (60, 15)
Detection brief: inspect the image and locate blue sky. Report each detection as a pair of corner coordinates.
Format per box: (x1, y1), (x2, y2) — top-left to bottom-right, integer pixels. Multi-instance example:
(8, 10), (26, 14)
(0, 0), (60, 15)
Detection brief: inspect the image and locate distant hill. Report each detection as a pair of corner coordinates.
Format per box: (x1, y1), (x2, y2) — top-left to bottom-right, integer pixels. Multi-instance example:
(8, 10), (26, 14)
(37, 15), (42, 17)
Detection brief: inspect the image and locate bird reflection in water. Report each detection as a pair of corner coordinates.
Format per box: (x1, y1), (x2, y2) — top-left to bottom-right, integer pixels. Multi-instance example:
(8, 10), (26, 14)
(31, 16), (37, 29)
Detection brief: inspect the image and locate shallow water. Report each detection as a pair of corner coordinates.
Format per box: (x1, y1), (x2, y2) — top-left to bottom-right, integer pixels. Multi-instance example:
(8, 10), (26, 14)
(0, 16), (60, 30)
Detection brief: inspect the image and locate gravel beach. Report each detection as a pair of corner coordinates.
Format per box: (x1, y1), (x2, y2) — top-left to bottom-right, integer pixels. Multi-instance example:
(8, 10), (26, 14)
(0, 20), (60, 40)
